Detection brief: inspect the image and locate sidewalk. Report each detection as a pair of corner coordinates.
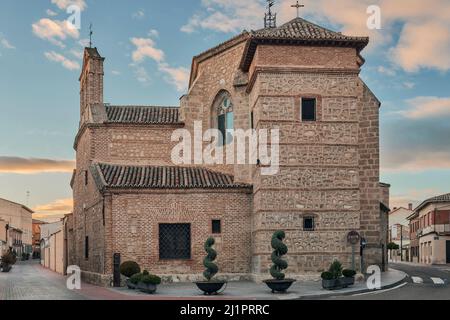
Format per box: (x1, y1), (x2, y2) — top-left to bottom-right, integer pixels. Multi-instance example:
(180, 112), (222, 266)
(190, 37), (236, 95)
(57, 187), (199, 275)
(102, 268), (407, 300)
(0, 262), (407, 300)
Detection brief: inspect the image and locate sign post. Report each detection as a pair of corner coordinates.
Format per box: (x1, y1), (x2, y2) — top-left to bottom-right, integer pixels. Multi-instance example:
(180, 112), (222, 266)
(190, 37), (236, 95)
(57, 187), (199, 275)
(347, 231), (360, 271)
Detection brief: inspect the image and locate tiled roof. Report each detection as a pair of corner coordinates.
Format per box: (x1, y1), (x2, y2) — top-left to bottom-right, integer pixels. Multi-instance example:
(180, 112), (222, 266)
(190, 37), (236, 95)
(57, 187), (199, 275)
(91, 163), (251, 190)
(240, 17), (369, 71)
(415, 193), (450, 212)
(251, 17), (368, 43)
(105, 105), (181, 125)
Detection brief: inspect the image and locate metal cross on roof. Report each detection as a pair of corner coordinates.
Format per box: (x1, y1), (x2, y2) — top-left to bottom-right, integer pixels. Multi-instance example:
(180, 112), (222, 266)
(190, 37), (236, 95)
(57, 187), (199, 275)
(89, 23), (93, 48)
(291, 1), (305, 18)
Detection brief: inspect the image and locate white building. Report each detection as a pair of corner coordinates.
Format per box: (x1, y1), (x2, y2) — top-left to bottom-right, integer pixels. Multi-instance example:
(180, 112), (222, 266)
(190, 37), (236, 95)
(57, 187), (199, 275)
(388, 204), (413, 261)
(0, 198), (33, 255)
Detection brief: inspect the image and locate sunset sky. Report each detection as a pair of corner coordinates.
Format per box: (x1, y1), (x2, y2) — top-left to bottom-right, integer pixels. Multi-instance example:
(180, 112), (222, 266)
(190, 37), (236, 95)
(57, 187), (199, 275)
(0, 0), (449, 220)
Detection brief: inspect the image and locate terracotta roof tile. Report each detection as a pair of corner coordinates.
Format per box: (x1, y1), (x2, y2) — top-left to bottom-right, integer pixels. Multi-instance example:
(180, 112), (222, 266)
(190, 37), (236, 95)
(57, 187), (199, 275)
(91, 163), (251, 190)
(105, 106), (181, 124)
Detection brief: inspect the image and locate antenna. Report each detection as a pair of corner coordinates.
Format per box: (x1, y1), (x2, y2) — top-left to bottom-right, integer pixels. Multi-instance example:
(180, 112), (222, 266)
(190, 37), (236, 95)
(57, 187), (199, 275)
(264, 0), (277, 28)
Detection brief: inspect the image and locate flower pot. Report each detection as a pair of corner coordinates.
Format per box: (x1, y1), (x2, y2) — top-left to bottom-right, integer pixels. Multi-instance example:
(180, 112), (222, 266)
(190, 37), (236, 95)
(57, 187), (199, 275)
(195, 281), (227, 295)
(137, 282), (157, 294)
(322, 279), (337, 290)
(343, 276), (355, 287)
(1, 264), (12, 273)
(126, 279), (137, 290)
(263, 279), (296, 293)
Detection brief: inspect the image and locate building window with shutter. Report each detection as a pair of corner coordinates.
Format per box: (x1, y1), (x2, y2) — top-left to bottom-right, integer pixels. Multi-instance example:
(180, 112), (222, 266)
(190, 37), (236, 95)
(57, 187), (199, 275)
(159, 224), (191, 260)
(212, 91), (234, 146)
(301, 98), (316, 121)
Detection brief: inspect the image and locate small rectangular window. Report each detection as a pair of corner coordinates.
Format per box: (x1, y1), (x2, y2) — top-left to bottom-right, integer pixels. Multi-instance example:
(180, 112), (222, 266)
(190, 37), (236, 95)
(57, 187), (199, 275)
(212, 220), (221, 234)
(303, 217), (315, 231)
(302, 98), (316, 121)
(85, 236), (89, 259)
(84, 170), (88, 186)
(250, 112), (254, 129)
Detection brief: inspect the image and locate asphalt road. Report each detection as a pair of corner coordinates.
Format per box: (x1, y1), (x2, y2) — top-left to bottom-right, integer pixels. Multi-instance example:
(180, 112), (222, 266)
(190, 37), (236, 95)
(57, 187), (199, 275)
(327, 263), (450, 300)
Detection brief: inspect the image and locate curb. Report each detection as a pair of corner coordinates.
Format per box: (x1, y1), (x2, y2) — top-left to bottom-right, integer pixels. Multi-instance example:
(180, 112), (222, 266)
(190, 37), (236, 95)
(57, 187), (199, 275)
(297, 269), (408, 300)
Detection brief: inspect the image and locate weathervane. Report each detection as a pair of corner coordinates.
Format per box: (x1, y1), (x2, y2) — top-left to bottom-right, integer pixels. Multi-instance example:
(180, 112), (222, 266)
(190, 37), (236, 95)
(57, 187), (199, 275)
(89, 23), (93, 48)
(291, 1), (304, 18)
(264, 0), (277, 28)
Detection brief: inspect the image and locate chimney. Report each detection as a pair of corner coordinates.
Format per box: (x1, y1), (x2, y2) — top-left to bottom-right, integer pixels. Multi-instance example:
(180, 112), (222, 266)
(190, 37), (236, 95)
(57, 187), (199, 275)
(79, 47), (105, 126)
(408, 203), (413, 210)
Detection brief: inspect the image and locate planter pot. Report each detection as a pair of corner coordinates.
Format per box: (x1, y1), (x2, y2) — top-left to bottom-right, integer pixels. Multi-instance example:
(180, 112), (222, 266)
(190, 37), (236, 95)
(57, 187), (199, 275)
(1, 264), (12, 273)
(195, 281), (227, 295)
(126, 279), (137, 290)
(137, 282), (158, 294)
(342, 276), (355, 287)
(322, 279), (337, 290)
(263, 279), (296, 294)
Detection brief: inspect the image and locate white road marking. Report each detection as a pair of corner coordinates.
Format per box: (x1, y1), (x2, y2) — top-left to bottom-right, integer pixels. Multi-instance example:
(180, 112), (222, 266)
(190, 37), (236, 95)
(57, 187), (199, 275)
(411, 277), (423, 284)
(351, 282), (408, 296)
(431, 277), (445, 285)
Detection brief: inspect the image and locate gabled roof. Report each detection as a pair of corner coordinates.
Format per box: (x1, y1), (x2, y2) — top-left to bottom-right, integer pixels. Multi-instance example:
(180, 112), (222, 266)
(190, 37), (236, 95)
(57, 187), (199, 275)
(240, 17), (369, 71)
(105, 105), (182, 125)
(415, 193), (450, 212)
(90, 163), (252, 190)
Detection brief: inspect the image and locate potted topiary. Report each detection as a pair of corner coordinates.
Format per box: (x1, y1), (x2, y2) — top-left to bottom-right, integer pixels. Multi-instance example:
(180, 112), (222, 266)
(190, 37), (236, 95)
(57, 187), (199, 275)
(321, 260), (344, 290)
(195, 237), (227, 295)
(342, 269), (356, 287)
(119, 261), (141, 289)
(129, 273), (142, 289)
(137, 271), (161, 294)
(263, 230), (296, 293)
(321, 271), (336, 290)
(1, 252), (16, 273)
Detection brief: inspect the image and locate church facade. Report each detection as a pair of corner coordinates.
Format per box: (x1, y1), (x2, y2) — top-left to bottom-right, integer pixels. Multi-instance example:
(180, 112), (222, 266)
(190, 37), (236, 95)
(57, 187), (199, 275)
(71, 17), (389, 285)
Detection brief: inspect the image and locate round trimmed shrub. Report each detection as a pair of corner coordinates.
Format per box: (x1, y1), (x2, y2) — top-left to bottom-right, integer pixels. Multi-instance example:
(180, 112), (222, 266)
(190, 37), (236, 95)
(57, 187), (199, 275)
(203, 237), (219, 281)
(141, 274), (162, 285)
(343, 269), (356, 278)
(142, 270), (150, 276)
(130, 273), (143, 285)
(1, 253), (16, 265)
(270, 230), (289, 280)
(119, 261), (141, 278)
(321, 271), (334, 280)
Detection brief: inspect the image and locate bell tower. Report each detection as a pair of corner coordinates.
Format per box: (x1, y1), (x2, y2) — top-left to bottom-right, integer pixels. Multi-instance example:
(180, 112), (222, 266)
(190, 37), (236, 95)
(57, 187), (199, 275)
(79, 47), (105, 126)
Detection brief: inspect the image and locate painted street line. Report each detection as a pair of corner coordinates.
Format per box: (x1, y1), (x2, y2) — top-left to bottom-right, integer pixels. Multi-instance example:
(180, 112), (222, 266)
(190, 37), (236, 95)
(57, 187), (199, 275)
(351, 282), (408, 296)
(431, 277), (445, 285)
(411, 277), (423, 284)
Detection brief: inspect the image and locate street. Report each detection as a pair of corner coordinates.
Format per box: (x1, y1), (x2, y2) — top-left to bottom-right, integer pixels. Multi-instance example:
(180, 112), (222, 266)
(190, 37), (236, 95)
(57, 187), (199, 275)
(327, 263), (450, 300)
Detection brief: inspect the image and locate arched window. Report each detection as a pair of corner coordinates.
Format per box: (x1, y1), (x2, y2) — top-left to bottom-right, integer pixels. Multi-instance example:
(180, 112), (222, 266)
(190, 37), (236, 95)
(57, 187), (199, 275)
(213, 91), (234, 146)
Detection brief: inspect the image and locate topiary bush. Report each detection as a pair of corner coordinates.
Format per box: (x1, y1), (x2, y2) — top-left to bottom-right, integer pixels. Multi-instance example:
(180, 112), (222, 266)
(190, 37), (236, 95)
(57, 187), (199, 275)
(321, 271), (334, 280)
(270, 230), (289, 280)
(119, 261), (141, 278)
(130, 273), (143, 285)
(1, 252), (16, 265)
(342, 269), (356, 278)
(142, 270), (149, 276)
(203, 237), (219, 281)
(141, 274), (162, 285)
(328, 260), (343, 279)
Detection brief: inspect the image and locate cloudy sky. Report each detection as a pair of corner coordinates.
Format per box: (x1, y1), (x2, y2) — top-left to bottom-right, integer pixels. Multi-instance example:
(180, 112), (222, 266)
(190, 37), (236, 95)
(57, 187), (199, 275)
(0, 0), (449, 220)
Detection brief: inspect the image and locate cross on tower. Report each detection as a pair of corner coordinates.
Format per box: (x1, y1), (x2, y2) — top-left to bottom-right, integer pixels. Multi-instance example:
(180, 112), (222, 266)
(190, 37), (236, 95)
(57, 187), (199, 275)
(291, 1), (305, 18)
(89, 23), (93, 48)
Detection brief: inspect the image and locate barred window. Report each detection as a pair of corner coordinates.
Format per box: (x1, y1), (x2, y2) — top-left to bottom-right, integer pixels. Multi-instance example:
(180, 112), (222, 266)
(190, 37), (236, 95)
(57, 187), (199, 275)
(159, 224), (191, 260)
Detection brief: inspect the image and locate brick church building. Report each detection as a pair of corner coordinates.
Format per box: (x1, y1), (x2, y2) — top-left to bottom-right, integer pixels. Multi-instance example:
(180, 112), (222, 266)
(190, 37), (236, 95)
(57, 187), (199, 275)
(70, 16), (390, 285)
